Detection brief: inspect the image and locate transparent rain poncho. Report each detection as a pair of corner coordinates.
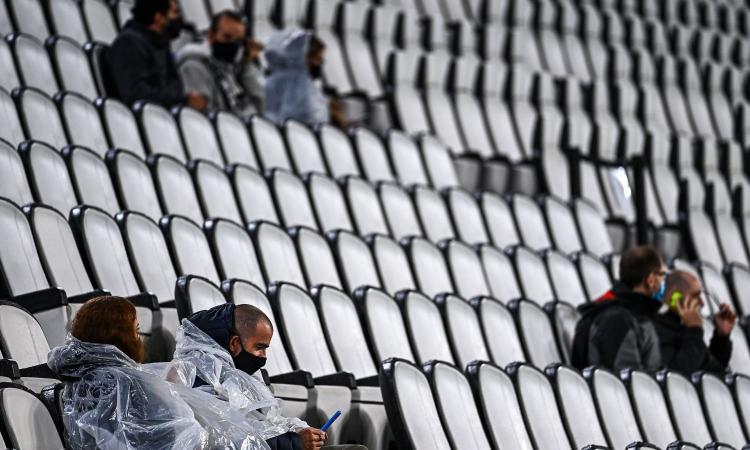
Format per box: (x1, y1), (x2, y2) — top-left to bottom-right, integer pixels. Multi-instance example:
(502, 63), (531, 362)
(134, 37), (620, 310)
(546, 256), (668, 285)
(264, 29), (330, 126)
(48, 337), (270, 450)
(168, 320), (308, 440)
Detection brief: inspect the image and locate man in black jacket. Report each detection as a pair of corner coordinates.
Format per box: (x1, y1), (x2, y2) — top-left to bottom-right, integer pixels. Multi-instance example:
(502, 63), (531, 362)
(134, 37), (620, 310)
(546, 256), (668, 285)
(107, 0), (207, 110)
(655, 270), (736, 374)
(572, 246), (667, 372)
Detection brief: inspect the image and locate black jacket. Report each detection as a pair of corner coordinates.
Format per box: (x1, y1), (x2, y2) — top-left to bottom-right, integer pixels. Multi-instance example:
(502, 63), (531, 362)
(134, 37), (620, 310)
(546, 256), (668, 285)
(572, 283), (663, 372)
(654, 311), (732, 375)
(106, 20), (185, 107)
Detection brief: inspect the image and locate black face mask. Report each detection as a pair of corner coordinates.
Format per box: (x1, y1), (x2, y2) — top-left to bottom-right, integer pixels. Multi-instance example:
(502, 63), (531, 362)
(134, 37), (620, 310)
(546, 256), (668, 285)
(212, 41), (242, 64)
(309, 64), (322, 79)
(165, 17), (184, 40)
(232, 349), (267, 375)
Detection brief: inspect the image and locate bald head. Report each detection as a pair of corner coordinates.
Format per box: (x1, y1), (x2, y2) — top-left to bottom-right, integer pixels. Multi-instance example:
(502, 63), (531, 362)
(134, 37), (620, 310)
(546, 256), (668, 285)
(665, 270), (702, 310)
(229, 305), (273, 359)
(234, 304), (272, 336)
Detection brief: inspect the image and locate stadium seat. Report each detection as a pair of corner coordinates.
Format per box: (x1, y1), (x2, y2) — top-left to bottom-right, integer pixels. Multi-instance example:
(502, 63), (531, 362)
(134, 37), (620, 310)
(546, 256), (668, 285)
(46, 37), (98, 100)
(403, 236), (452, 299)
(57, 92), (108, 157)
(105, 149), (163, 221)
(228, 164), (278, 225)
(6, 0), (48, 42)
(694, 372), (749, 449)
(204, 218), (265, 289)
(418, 135), (460, 191)
(249, 221), (307, 287)
(135, 102), (187, 162)
(306, 0), (354, 95)
(148, 154), (204, 225)
(479, 192), (521, 250)
(0, 384), (64, 449)
(0, 139), (32, 205)
(575, 252), (614, 301)
(379, 358), (451, 450)
(444, 188), (490, 246)
(160, 214), (221, 285)
(478, 244), (523, 304)
(18, 141), (78, 215)
(422, 361), (492, 449)
(343, 176), (390, 236)
(318, 124), (360, 179)
(180, 0), (210, 31)
(175, 107), (225, 166)
(386, 50), (432, 136)
(352, 286), (415, 365)
(412, 186), (454, 243)
(13, 88), (67, 150)
(328, 229), (381, 294)
(173, 274), (227, 320)
(189, 159), (243, 223)
(433, 293), (490, 369)
(368, 234), (415, 295)
(213, 111), (258, 168)
(470, 295), (526, 366)
(387, 130), (429, 188)
(339, 2), (383, 99)
(307, 173), (353, 233)
(97, 97), (147, 158)
(283, 120), (326, 175)
(441, 239), (490, 300)
(659, 370), (718, 447)
(394, 290), (454, 365)
(0, 90), (23, 146)
(510, 245), (556, 304)
(248, 115), (292, 171)
(509, 299), (562, 368)
(291, 225), (342, 289)
(511, 194), (553, 252)
(82, 0), (118, 43)
(62, 145), (120, 215)
(544, 301), (580, 364)
(378, 181), (423, 241)
(544, 250), (588, 307)
(352, 127), (394, 184)
(542, 196), (584, 255)
(268, 168), (318, 230)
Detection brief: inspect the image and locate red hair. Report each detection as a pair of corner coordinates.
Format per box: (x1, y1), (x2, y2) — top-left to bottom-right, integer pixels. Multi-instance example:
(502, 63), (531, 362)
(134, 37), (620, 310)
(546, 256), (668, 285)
(71, 296), (145, 363)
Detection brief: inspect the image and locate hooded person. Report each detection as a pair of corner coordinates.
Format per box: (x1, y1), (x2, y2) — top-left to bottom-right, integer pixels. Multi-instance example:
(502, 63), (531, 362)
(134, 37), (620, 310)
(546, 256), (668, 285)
(263, 29), (331, 127)
(48, 296), (269, 450)
(172, 303), (338, 450)
(571, 246), (668, 372)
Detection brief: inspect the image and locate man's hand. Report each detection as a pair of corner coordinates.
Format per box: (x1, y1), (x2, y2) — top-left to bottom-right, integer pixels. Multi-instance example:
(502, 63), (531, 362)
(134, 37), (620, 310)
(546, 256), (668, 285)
(297, 427), (327, 450)
(245, 38), (263, 63)
(714, 303), (737, 337)
(186, 91), (208, 111)
(677, 296), (703, 329)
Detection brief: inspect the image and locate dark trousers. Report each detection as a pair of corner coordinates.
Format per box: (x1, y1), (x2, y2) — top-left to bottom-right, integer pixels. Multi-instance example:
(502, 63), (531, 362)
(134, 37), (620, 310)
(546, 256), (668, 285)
(266, 432), (304, 450)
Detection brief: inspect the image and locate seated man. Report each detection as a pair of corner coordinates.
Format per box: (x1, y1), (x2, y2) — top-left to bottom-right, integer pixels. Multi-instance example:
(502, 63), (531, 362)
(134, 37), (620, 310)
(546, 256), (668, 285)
(572, 246), (667, 372)
(107, 0), (207, 110)
(264, 29), (347, 128)
(655, 270), (736, 374)
(177, 10), (265, 119)
(48, 296), (267, 450)
(179, 303), (366, 450)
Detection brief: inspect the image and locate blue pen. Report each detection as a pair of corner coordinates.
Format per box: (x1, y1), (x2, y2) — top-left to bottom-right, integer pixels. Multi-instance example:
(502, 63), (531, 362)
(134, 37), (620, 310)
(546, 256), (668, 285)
(321, 410), (341, 432)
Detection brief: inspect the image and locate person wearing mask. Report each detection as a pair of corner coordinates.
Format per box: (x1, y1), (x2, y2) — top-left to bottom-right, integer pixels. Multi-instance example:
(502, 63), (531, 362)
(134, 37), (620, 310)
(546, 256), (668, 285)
(175, 303), (366, 450)
(177, 10), (265, 119)
(107, 0), (207, 110)
(572, 246), (667, 372)
(655, 270), (736, 374)
(48, 296), (268, 450)
(264, 29), (348, 128)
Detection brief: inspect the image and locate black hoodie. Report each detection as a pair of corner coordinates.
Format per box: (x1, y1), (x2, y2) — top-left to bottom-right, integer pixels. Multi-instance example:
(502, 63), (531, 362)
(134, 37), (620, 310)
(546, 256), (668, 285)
(654, 311), (732, 375)
(572, 283), (663, 372)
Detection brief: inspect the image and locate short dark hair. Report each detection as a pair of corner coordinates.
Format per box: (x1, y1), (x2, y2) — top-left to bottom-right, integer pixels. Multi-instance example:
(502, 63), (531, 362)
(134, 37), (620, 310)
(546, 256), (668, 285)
(209, 10), (245, 34)
(619, 246), (664, 289)
(234, 304), (273, 337)
(308, 35), (325, 56)
(132, 0), (171, 26)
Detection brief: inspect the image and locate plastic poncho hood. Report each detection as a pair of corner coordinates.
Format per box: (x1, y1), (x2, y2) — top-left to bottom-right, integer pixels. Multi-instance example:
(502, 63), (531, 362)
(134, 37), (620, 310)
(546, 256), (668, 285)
(49, 337), (270, 450)
(264, 29), (329, 126)
(172, 318), (308, 439)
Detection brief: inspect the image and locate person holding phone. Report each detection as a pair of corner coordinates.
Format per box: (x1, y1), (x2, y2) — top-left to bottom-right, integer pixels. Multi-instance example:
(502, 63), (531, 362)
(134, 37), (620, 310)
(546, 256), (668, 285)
(655, 270), (737, 375)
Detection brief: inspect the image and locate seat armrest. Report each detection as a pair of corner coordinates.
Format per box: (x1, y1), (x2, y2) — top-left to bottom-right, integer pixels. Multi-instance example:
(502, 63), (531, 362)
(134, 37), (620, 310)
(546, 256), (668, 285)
(314, 372), (357, 390)
(128, 293), (160, 311)
(269, 370), (315, 389)
(356, 375), (380, 387)
(12, 287), (67, 314)
(0, 359), (20, 380)
(67, 289), (111, 304)
(18, 363), (59, 380)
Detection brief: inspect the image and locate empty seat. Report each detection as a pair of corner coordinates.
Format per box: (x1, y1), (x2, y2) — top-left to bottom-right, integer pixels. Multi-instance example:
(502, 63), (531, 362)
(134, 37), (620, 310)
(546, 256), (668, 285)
(396, 290), (454, 365)
(283, 120), (326, 175)
(97, 98), (147, 158)
(0, 139), (32, 205)
(213, 111), (258, 168)
(574, 199), (616, 258)
(250, 221), (306, 288)
(695, 372), (748, 449)
(507, 363), (573, 450)
(511, 194), (552, 252)
(190, 159), (242, 223)
(660, 371), (715, 446)
(0, 89), (24, 146)
(545, 251), (587, 307)
(81, 0), (118, 43)
(18, 141), (78, 215)
(136, 102), (187, 162)
(13, 88), (66, 150)
(403, 236), (452, 299)
(328, 230), (381, 294)
(576, 252), (613, 301)
(624, 370), (683, 449)
(229, 164), (279, 225)
(248, 115), (292, 171)
(0, 384), (64, 449)
(442, 239), (490, 300)
(387, 130), (429, 187)
(149, 154), (204, 225)
(180, 0), (210, 31)
(7, 0), (48, 41)
(466, 361), (534, 450)
(369, 234), (415, 296)
(354, 287), (415, 364)
(450, 57), (497, 164)
(105, 149), (162, 221)
(546, 365), (609, 449)
(63, 146), (120, 215)
(269, 169), (318, 230)
(9, 34), (57, 98)
(307, 173), (353, 233)
(0, 0), (13, 35)
(543, 196), (583, 255)
(511, 246), (556, 305)
(339, 2), (383, 98)
(412, 186), (454, 243)
(422, 361), (492, 450)
(444, 188), (489, 246)
(292, 226), (342, 290)
(379, 358), (451, 450)
(420, 53), (468, 160)
(435, 293), (490, 369)
(161, 215), (220, 285)
(46, 37), (98, 100)
(318, 124), (360, 179)
(343, 176), (389, 237)
(175, 107), (225, 166)
(378, 182), (422, 241)
(204, 218), (265, 289)
(479, 244), (522, 304)
(479, 192), (520, 250)
(174, 275), (226, 319)
(352, 127), (394, 184)
(509, 299), (562, 369)
(387, 50), (431, 136)
(57, 92), (108, 157)
(419, 135), (460, 191)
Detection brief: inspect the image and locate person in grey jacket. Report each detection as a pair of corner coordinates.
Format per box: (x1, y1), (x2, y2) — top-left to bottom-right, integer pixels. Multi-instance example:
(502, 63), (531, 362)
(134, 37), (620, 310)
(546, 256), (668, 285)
(177, 10), (265, 119)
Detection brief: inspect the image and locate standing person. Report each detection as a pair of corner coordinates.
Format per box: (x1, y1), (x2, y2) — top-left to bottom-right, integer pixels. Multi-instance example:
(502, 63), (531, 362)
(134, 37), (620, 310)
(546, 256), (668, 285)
(655, 270), (736, 374)
(177, 10), (266, 119)
(107, 0), (207, 110)
(572, 246), (668, 372)
(264, 29), (347, 128)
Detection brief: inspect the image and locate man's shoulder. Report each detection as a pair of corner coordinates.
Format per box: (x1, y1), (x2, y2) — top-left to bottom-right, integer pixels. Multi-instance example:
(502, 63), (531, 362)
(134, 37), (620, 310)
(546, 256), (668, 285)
(592, 302), (639, 326)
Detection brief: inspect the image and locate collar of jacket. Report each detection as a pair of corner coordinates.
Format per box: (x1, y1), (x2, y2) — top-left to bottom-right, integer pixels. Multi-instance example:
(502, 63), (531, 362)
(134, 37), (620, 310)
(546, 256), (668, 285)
(124, 19), (171, 49)
(579, 282), (663, 317)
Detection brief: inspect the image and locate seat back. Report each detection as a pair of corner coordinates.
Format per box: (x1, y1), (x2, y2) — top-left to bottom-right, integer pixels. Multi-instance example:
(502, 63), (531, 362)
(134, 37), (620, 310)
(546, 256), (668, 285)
(419, 135), (459, 190)
(543, 197), (583, 254)
(588, 368), (643, 450)
(352, 127), (394, 184)
(397, 290), (453, 365)
(106, 150), (162, 220)
(0, 303), (50, 368)
(511, 299), (561, 368)
(545, 251), (587, 307)
(191, 159), (242, 223)
(344, 177), (389, 236)
(64, 146), (120, 215)
(162, 215), (220, 284)
(48, 37), (98, 100)
(512, 195), (552, 252)
(698, 373), (747, 448)
(356, 287), (415, 364)
(413, 186), (454, 243)
(387, 130), (428, 187)
(0, 139), (32, 205)
(0, 198), (50, 296)
(511, 364), (573, 450)
(249, 115), (291, 171)
(137, 102), (186, 162)
(573, 200), (614, 257)
(12, 35), (57, 96)
(550, 366), (608, 449)
(0, 384), (64, 449)
(662, 371), (713, 445)
(150, 154), (204, 225)
(206, 219), (265, 290)
(576, 252), (613, 301)
(284, 120), (326, 175)
(308, 173), (353, 233)
(546, 302), (580, 364)
(214, 111), (257, 168)
(405, 237), (452, 299)
(370, 234), (415, 295)
(513, 246), (555, 304)
(626, 370), (679, 449)
(251, 222), (306, 288)
(380, 359), (451, 450)
(230, 165), (279, 224)
(478, 245), (521, 304)
(177, 107), (224, 165)
(329, 230), (381, 293)
(99, 98), (146, 158)
(436, 294), (490, 369)
(443, 240), (490, 300)
(15, 88), (66, 149)
(82, 0), (118, 42)
(270, 169), (318, 230)
(319, 124), (360, 179)
(174, 275), (226, 319)
(444, 188), (489, 246)
(378, 181), (422, 240)
(0, 42), (20, 93)
(424, 361), (492, 450)
(20, 141), (78, 215)
(293, 227), (342, 290)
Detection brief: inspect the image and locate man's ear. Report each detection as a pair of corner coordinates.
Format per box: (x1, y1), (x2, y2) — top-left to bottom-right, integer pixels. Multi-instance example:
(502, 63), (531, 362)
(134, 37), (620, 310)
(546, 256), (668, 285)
(228, 334), (241, 357)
